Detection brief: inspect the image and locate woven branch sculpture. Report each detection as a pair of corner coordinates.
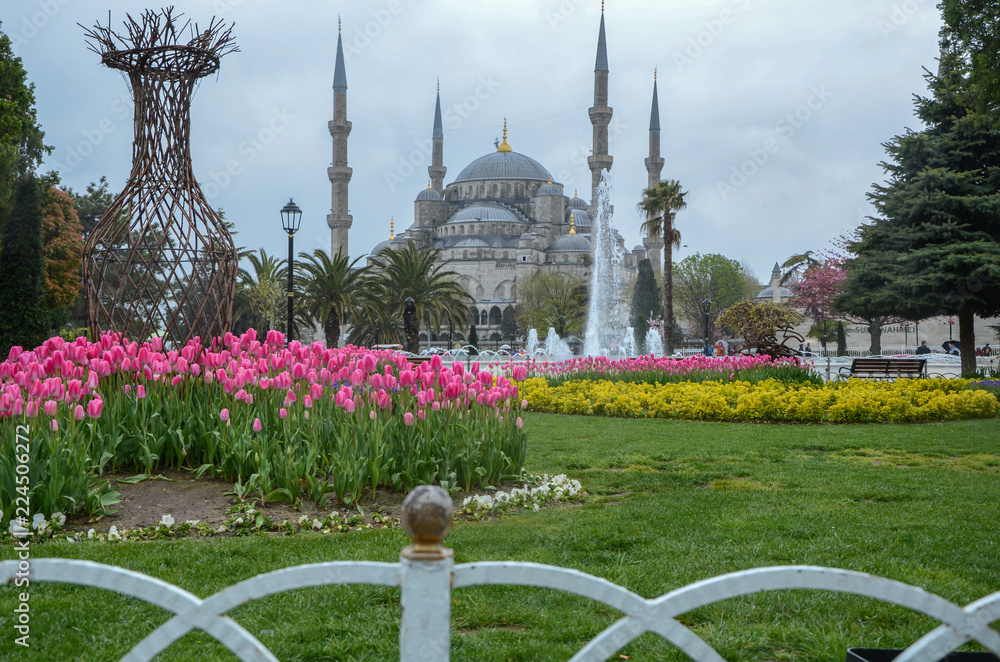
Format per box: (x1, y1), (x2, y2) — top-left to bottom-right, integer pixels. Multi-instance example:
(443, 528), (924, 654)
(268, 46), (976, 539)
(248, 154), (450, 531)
(81, 8), (239, 344)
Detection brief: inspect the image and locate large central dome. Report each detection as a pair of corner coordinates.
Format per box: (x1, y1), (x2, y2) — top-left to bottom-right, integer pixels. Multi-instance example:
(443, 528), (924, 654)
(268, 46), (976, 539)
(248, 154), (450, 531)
(454, 150), (551, 183)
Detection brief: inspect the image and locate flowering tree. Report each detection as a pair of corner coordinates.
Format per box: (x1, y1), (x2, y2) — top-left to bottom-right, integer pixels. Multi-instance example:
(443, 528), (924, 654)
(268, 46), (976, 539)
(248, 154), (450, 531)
(40, 187), (84, 310)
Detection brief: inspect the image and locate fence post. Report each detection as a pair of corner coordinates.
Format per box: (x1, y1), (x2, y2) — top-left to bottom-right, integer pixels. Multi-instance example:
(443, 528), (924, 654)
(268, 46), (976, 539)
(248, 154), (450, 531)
(399, 485), (454, 662)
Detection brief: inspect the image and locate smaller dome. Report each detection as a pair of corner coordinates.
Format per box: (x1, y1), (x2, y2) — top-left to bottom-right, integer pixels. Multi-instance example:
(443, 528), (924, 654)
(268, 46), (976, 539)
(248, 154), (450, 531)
(568, 193), (589, 210)
(549, 233), (592, 252)
(520, 232), (533, 240)
(450, 204), (522, 224)
(454, 237), (491, 248)
(370, 240), (392, 256)
(536, 179), (562, 196)
(756, 286), (794, 300)
(416, 187), (442, 202)
(633, 245), (645, 252)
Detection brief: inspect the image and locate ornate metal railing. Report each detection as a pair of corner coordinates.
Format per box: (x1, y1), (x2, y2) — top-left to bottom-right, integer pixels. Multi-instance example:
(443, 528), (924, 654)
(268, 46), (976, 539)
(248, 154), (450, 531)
(4, 486), (999, 661)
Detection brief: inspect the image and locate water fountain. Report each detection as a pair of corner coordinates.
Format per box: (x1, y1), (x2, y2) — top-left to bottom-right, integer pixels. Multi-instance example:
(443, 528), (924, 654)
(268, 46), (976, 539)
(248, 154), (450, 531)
(544, 328), (571, 357)
(583, 170), (628, 357)
(525, 329), (541, 357)
(645, 328), (664, 356)
(619, 327), (637, 357)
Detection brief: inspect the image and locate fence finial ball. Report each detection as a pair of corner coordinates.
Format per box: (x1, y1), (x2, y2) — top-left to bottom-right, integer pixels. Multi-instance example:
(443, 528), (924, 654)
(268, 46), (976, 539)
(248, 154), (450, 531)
(401, 486), (453, 558)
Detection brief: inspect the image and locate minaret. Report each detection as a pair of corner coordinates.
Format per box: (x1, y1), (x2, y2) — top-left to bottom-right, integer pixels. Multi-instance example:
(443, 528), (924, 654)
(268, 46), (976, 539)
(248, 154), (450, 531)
(588, 1), (613, 215)
(643, 69), (665, 274)
(328, 17), (353, 258)
(429, 80), (446, 192)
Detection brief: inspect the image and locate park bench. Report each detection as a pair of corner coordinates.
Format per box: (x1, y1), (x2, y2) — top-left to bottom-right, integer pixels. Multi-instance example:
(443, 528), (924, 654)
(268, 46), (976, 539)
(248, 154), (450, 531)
(839, 357), (927, 380)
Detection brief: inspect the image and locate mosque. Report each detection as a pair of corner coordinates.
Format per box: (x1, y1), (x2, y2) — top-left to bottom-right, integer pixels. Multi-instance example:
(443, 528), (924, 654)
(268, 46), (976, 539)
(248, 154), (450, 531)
(326, 8), (667, 343)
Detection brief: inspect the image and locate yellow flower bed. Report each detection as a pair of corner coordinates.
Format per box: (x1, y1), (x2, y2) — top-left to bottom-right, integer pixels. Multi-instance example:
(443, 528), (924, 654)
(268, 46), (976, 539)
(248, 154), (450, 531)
(520, 378), (999, 423)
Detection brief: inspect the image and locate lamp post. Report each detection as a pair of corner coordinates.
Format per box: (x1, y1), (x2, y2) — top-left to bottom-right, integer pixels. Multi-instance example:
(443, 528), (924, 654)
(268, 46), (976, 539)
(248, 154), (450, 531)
(509, 332), (515, 353)
(280, 198), (302, 341)
(948, 318), (954, 341)
(404, 297), (417, 354)
(558, 314), (565, 338)
(702, 298), (712, 356)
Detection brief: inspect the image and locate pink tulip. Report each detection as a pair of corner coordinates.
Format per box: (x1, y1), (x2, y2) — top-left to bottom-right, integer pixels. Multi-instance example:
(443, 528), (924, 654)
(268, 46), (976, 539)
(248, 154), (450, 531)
(253, 418), (262, 432)
(369, 410), (376, 421)
(521, 399), (528, 409)
(404, 412), (414, 426)
(418, 410), (425, 421)
(304, 395), (313, 409)
(86, 398), (103, 419)
(220, 408), (230, 422)
(44, 400), (57, 417)
(516, 416), (524, 430)
(74, 405), (85, 421)
(344, 399), (355, 413)
(50, 419), (59, 432)
(279, 408), (288, 419)
(25, 399), (39, 418)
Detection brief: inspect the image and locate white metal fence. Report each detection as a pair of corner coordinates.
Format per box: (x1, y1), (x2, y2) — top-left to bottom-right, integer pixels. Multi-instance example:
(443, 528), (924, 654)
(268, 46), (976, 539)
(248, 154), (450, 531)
(4, 486), (1000, 661)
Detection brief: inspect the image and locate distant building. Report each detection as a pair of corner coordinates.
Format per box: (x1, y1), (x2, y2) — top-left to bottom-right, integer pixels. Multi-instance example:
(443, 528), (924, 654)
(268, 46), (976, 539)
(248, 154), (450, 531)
(328, 9), (663, 342)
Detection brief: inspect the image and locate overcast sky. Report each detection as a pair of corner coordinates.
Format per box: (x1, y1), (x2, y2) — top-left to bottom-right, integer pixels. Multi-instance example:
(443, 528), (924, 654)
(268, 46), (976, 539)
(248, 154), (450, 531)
(5, 0), (942, 281)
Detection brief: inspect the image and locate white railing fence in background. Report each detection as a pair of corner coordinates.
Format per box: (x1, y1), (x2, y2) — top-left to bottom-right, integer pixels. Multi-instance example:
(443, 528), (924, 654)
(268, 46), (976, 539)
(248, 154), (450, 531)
(3, 486), (1000, 661)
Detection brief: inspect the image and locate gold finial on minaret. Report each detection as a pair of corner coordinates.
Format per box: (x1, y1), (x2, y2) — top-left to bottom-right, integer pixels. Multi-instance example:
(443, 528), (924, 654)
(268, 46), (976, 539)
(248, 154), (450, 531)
(390, 217), (395, 240)
(427, 180), (432, 189)
(547, 175), (552, 184)
(497, 118), (512, 152)
(574, 189), (579, 198)
(437, 77), (440, 93)
(338, 15), (342, 33)
(569, 211), (577, 235)
(654, 66), (657, 81)
(601, 0), (605, 13)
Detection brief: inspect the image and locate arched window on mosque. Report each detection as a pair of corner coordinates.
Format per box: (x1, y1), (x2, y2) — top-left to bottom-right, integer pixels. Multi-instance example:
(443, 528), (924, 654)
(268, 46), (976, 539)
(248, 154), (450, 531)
(479, 184), (485, 197)
(475, 285), (484, 299)
(455, 188), (461, 201)
(480, 310), (488, 325)
(489, 306), (502, 326)
(496, 285), (505, 299)
(511, 285), (516, 299)
(492, 184), (499, 197)
(460, 226), (465, 235)
(505, 183), (512, 197)
(518, 184), (525, 197)
(502, 251), (508, 259)
(463, 251), (468, 259)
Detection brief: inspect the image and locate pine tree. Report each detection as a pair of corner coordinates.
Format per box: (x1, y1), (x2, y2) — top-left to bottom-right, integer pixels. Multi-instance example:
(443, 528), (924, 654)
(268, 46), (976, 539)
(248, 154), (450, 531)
(836, 321), (847, 356)
(842, 48), (1000, 374)
(630, 258), (661, 351)
(467, 325), (479, 355)
(0, 176), (48, 353)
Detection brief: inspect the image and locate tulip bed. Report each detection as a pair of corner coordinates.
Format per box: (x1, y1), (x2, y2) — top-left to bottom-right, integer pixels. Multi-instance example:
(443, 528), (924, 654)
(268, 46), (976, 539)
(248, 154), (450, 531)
(519, 353), (821, 386)
(0, 331), (527, 528)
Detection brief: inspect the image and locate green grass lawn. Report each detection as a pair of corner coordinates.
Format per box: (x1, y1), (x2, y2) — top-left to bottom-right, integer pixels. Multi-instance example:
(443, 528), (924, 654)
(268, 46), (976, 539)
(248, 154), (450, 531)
(2, 414), (999, 661)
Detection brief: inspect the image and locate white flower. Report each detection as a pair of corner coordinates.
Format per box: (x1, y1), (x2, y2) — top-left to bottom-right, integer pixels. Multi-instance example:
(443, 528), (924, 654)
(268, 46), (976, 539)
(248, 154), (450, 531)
(107, 525), (121, 541)
(9, 521), (29, 537)
(297, 515), (309, 525)
(66, 536), (76, 543)
(233, 517), (244, 526)
(87, 528), (96, 539)
(52, 512), (66, 527)
(160, 514), (175, 527)
(311, 518), (323, 530)
(32, 513), (48, 532)
(533, 504), (540, 512)
(216, 525), (227, 533)
(245, 508), (255, 518)
(184, 520), (200, 525)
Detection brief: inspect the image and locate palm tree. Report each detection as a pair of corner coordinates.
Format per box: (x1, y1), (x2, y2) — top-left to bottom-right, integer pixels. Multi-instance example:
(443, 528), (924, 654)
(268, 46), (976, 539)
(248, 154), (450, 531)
(780, 251), (821, 285)
(233, 249), (286, 334)
(362, 243), (472, 353)
(296, 249), (366, 348)
(637, 179), (688, 354)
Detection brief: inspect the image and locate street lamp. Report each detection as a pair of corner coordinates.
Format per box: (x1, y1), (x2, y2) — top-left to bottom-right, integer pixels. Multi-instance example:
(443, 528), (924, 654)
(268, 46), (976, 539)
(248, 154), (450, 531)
(948, 318), (954, 341)
(280, 198), (302, 341)
(701, 298), (712, 355)
(509, 332), (515, 353)
(558, 314), (566, 338)
(404, 297), (417, 354)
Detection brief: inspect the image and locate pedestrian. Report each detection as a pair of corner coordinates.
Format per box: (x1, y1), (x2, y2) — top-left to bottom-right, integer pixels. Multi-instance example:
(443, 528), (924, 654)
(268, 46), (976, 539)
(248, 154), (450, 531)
(984, 343), (992, 357)
(915, 340), (931, 355)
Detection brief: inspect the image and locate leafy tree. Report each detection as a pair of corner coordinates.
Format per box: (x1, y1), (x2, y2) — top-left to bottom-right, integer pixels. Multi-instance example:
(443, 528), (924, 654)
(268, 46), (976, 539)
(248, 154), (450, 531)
(0, 176), (48, 353)
(793, 259), (845, 327)
(717, 300), (805, 358)
(499, 305), (517, 341)
(0, 24), (49, 226)
(630, 258), (661, 351)
(296, 249), (366, 348)
(674, 253), (756, 343)
(842, 49), (1000, 373)
(836, 321), (847, 356)
(637, 179), (687, 354)
(39, 187), (84, 311)
(514, 271), (588, 336)
(807, 320), (839, 353)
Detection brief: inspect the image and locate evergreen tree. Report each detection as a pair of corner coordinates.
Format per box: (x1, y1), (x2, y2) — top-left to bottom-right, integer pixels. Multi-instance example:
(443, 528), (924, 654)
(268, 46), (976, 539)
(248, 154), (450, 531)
(631, 258), (661, 352)
(0, 176), (48, 353)
(841, 48), (1000, 374)
(0, 24), (48, 226)
(836, 321), (847, 356)
(499, 306), (517, 341)
(467, 325), (479, 355)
